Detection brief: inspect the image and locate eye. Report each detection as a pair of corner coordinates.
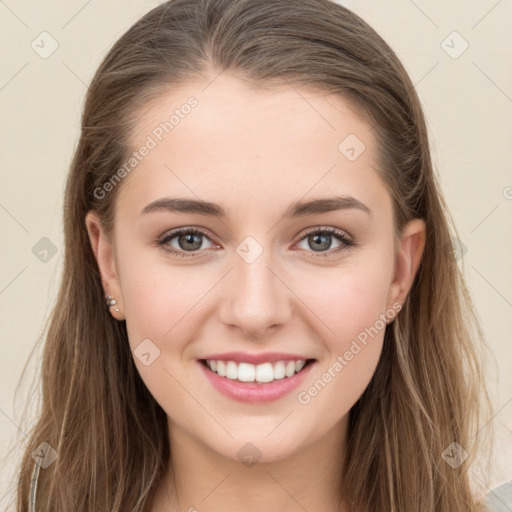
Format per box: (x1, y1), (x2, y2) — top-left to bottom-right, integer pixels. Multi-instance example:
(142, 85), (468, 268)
(295, 226), (355, 258)
(157, 227), (218, 258)
(156, 226), (355, 258)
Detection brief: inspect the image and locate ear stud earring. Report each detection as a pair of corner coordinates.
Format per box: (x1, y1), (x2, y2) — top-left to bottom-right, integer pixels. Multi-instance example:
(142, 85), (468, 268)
(105, 295), (120, 312)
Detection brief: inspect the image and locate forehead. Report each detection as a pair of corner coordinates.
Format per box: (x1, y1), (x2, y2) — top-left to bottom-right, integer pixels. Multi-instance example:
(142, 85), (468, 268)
(117, 73), (390, 223)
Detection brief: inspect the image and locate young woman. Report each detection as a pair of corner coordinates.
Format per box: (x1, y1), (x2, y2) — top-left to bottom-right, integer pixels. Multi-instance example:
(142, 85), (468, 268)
(12, 0), (502, 510)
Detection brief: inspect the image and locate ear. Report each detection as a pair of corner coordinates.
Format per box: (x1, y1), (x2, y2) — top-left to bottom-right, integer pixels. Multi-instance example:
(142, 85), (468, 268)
(85, 210), (125, 321)
(386, 217), (426, 315)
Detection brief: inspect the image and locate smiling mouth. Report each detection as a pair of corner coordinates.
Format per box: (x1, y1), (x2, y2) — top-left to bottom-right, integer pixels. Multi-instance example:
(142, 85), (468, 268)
(199, 358), (316, 385)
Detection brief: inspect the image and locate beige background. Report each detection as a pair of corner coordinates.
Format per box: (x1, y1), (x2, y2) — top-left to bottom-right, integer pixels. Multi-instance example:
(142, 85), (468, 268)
(1, 0), (511, 508)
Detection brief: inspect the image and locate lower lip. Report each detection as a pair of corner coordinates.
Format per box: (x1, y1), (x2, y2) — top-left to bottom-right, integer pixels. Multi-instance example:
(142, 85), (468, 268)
(197, 360), (316, 403)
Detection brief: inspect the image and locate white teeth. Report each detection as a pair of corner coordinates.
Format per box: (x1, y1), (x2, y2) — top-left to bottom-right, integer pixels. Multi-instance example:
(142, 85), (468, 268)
(273, 361), (286, 379)
(238, 362), (256, 382)
(256, 362), (274, 383)
(217, 360), (226, 377)
(205, 359), (310, 383)
(226, 361), (238, 379)
(285, 361), (296, 377)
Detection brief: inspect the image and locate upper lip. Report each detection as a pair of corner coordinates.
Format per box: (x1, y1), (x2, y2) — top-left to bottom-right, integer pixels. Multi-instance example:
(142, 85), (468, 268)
(199, 352), (315, 365)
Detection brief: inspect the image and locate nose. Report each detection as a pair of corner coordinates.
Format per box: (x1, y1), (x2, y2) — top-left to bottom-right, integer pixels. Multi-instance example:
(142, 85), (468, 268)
(218, 246), (293, 339)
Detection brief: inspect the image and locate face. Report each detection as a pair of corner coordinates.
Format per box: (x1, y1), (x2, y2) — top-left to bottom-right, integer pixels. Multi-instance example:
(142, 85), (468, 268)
(87, 73), (425, 464)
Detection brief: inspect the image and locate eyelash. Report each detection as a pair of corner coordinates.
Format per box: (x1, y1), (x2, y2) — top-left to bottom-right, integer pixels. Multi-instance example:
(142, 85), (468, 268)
(156, 226), (355, 259)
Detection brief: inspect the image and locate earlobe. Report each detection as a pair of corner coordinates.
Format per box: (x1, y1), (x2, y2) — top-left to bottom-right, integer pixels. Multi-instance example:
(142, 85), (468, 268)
(387, 218), (427, 312)
(85, 210), (125, 320)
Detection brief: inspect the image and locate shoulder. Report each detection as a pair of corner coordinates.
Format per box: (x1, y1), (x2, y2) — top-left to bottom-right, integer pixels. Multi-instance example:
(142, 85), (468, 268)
(484, 481), (512, 512)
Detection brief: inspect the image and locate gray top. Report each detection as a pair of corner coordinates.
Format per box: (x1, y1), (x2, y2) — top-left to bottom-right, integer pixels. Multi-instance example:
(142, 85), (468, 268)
(484, 481), (512, 511)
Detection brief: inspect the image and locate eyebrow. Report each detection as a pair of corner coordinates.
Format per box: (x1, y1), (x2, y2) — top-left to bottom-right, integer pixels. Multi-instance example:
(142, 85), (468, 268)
(140, 195), (372, 218)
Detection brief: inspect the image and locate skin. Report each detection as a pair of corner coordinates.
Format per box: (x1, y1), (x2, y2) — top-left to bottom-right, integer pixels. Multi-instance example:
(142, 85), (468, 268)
(86, 72), (426, 512)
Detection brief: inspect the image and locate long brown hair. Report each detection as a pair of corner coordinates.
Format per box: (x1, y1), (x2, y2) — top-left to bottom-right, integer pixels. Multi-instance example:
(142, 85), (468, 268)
(11, 0), (495, 510)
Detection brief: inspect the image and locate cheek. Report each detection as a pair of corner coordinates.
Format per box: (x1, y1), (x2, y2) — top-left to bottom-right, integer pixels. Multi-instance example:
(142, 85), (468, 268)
(295, 271), (389, 423)
(299, 257), (392, 345)
(117, 253), (207, 415)
(291, 258), (391, 409)
(117, 245), (210, 343)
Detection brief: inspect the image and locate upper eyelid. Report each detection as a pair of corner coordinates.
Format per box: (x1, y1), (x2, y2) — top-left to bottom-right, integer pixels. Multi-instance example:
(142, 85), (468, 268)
(159, 226), (220, 245)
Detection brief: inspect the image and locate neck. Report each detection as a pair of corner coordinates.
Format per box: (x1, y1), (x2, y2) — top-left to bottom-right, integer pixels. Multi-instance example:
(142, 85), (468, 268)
(148, 416), (352, 512)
